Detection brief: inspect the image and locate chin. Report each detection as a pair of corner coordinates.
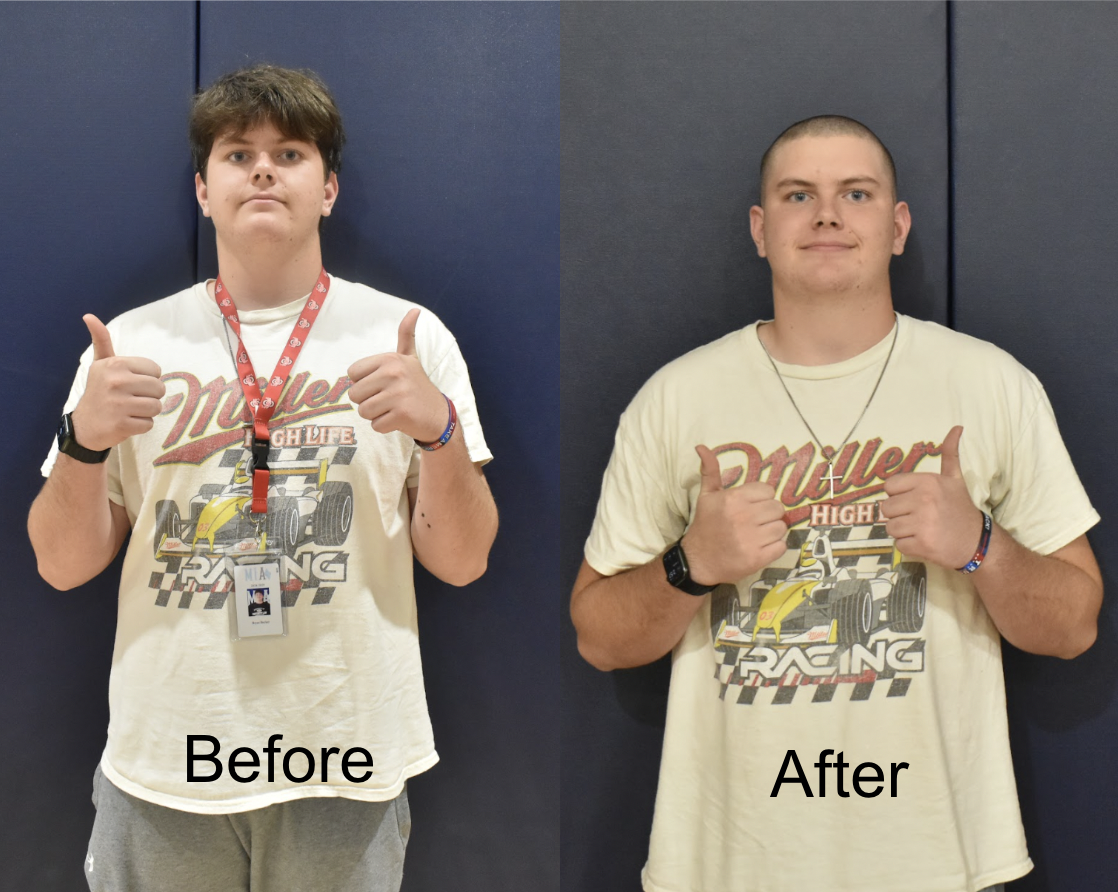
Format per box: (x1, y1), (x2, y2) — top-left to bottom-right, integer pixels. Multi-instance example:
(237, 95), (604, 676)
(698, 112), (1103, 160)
(794, 273), (860, 295)
(233, 221), (292, 241)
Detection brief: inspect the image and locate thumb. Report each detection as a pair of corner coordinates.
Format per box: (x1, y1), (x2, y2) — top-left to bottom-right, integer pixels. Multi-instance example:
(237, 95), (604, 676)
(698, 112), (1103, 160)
(939, 425), (963, 477)
(84, 314), (115, 361)
(397, 308), (420, 356)
(695, 445), (724, 494)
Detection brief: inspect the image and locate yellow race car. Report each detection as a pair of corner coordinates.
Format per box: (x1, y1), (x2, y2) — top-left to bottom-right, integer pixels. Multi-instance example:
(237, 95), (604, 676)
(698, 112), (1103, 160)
(713, 534), (926, 650)
(154, 458), (353, 559)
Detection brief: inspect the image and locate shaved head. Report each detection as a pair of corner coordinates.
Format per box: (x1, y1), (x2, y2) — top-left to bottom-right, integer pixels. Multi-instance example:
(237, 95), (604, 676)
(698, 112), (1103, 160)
(760, 116), (896, 201)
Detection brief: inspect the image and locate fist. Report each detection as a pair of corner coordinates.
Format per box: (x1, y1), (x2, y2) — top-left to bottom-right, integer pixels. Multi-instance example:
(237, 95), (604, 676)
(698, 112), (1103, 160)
(70, 314), (165, 452)
(347, 309), (448, 442)
(681, 445), (789, 586)
(880, 425), (983, 569)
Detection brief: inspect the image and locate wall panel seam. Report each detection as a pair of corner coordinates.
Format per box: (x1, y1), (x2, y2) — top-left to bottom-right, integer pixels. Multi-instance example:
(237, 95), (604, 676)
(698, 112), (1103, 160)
(193, 0), (201, 285)
(945, 0), (956, 331)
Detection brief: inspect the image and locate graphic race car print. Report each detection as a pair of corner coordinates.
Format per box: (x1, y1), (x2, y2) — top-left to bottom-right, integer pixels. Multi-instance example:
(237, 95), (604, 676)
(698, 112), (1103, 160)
(709, 508), (928, 706)
(713, 533), (926, 649)
(154, 456), (353, 559)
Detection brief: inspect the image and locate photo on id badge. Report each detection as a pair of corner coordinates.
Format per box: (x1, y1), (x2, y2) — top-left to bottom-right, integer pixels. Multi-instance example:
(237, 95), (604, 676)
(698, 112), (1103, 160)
(232, 553), (286, 639)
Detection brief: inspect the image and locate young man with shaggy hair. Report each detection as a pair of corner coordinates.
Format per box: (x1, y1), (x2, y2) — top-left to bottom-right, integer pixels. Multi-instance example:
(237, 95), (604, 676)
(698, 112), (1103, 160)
(30, 65), (497, 891)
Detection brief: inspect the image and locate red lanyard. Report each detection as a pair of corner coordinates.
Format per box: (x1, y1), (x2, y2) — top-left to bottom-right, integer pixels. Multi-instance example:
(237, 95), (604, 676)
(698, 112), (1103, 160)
(214, 268), (331, 514)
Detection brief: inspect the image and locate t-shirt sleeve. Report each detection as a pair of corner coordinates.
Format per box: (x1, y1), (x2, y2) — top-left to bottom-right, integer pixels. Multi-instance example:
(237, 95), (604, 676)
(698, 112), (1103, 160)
(991, 375), (1098, 556)
(584, 385), (691, 576)
(40, 345), (126, 507)
(405, 310), (492, 490)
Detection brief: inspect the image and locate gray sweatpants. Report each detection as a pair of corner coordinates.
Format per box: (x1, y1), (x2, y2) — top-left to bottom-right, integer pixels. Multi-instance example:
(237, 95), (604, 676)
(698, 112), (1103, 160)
(85, 765), (410, 892)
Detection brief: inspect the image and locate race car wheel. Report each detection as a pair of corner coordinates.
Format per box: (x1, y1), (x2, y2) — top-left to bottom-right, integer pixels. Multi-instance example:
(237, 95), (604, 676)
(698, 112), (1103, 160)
(316, 481), (354, 546)
(154, 500), (181, 556)
(709, 584), (740, 644)
(267, 497), (301, 557)
(889, 562), (927, 633)
(833, 580), (874, 647)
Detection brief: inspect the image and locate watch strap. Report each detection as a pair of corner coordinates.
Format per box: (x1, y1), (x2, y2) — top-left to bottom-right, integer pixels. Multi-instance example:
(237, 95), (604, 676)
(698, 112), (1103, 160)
(57, 412), (110, 464)
(663, 539), (714, 597)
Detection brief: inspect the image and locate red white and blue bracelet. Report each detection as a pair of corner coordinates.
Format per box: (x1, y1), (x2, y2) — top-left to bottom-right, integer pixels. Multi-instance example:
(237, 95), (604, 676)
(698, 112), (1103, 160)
(957, 511), (993, 574)
(416, 394), (457, 452)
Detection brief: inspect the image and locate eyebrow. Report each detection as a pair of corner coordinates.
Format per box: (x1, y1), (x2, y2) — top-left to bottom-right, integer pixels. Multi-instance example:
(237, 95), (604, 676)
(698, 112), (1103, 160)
(213, 133), (306, 149)
(213, 134), (250, 148)
(774, 176), (881, 190)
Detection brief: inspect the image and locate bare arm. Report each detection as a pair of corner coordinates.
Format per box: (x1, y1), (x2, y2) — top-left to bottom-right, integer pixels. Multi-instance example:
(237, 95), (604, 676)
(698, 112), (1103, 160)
(28, 314), (162, 590)
(28, 457), (131, 590)
(349, 308), (496, 587)
(969, 531), (1100, 658)
(407, 434), (497, 586)
(570, 555), (707, 671)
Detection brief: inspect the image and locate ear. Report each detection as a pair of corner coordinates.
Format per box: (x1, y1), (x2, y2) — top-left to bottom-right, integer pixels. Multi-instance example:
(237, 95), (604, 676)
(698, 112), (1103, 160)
(892, 200), (911, 256)
(749, 204), (767, 257)
(321, 172), (339, 217)
(195, 172), (210, 218)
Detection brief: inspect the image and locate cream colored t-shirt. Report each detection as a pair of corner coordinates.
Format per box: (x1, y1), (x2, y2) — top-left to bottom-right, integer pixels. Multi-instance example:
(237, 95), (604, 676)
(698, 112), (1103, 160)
(585, 315), (1097, 892)
(44, 275), (492, 813)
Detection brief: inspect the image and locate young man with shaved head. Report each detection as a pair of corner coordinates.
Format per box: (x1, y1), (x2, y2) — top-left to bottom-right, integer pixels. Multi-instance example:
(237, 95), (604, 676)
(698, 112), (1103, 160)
(29, 65), (497, 892)
(572, 116), (1100, 892)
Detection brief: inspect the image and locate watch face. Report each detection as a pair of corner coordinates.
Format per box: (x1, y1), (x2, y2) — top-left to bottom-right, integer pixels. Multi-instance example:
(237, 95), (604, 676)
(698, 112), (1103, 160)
(664, 546), (687, 587)
(57, 412), (108, 463)
(58, 413), (74, 446)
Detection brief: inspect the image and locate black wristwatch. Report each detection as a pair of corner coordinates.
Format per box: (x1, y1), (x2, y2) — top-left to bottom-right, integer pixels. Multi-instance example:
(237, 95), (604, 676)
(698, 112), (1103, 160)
(663, 539), (714, 597)
(57, 412), (110, 464)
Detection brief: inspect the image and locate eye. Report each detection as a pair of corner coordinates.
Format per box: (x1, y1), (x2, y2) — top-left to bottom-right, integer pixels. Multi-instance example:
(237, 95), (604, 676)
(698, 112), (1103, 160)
(228, 151), (247, 163)
(788, 191), (810, 203)
(848, 189), (869, 201)
(280, 150), (302, 162)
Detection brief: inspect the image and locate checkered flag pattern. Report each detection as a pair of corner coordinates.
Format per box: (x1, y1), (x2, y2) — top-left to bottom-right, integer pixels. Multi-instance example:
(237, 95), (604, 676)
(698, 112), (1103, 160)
(712, 521), (924, 706)
(149, 555), (345, 609)
(713, 643), (922, 706)
(150, 445), (354, 608)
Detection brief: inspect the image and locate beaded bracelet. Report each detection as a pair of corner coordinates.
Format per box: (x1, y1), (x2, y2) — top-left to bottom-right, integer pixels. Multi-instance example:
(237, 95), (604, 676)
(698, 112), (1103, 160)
(958, 512), (993, 574)
(416, 394), (457, 452)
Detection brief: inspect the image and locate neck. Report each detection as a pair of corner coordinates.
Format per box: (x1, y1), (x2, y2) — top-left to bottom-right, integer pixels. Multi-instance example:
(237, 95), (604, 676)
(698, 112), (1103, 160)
(213, 238), (324, 310)
(762, 283), (895, 365)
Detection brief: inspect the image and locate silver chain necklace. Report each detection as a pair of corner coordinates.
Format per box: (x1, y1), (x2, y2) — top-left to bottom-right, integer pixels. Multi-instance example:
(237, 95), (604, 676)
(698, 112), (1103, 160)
(756, 316), (899, 501)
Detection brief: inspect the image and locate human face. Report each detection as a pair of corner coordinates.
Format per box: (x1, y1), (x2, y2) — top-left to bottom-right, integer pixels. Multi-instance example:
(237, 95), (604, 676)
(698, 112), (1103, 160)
(749, 134), (910, 296)
(195, 121), (338, 249)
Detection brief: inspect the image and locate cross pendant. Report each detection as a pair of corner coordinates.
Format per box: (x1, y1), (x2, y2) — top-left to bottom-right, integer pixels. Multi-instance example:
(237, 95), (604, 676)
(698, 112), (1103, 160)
(822, 462), (842, 501)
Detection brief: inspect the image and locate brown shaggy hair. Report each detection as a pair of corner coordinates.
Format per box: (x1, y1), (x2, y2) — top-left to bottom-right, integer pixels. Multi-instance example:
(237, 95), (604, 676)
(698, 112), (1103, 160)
(190, 64), (345, 182)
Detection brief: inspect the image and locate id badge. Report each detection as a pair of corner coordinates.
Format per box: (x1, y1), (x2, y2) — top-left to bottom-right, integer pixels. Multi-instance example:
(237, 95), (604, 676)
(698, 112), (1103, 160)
(229, 543), (288, 640)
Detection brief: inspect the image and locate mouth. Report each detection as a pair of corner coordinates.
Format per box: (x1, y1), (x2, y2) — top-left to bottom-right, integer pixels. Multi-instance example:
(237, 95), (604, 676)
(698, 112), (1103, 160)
(246, 194), (282, 204)
(802, 243), (854, 251)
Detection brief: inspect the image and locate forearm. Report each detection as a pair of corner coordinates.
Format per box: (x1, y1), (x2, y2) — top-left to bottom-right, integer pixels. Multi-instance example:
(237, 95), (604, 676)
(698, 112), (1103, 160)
(970, 526), (1101, 659)
(28, 455), (129, 590)
(410, 432), (497, 586)
(571, 555), (706, 671)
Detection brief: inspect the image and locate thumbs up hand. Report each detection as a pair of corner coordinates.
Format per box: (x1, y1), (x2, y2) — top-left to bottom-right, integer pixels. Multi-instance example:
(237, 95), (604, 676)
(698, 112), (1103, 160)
(680, 445), (789, 587)
(347, 308), (447, 441)
(881, 425), (983, 568)
(68, 314), (166, 453)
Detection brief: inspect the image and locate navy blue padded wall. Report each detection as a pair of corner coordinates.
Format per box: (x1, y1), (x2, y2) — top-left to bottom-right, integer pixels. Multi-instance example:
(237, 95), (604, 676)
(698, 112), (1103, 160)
(560, 3), (949, 888)
(0, 3), (197, 889)
(198, 4), (559, 889)
(952, 5), (1118, 889)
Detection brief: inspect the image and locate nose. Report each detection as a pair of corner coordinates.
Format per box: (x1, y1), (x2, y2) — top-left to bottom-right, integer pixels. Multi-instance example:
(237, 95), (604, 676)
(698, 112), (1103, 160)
(813, 198), (842, 229)
(251, 152), (276, 183)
